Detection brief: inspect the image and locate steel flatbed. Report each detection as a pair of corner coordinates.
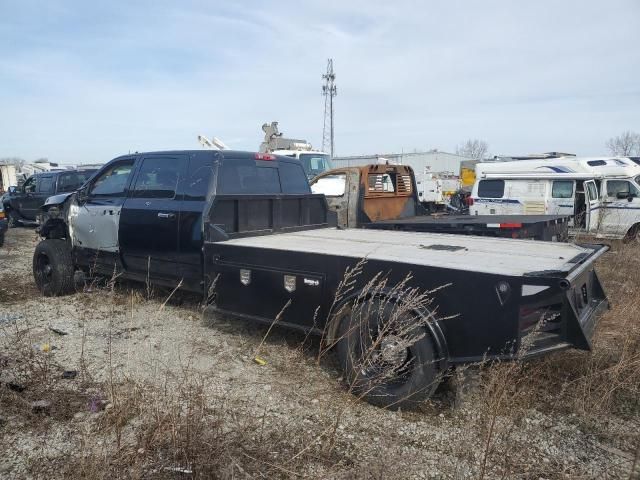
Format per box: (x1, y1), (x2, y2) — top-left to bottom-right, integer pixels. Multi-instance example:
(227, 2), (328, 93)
(363, 214), (570, 241)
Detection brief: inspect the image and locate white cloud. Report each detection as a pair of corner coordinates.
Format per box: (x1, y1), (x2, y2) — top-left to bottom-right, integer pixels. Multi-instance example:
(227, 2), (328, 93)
(0, 0), (638, 163)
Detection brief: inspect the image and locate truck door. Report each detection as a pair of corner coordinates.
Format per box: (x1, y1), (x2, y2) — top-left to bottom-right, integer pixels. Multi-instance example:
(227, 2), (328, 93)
(584, 180), (601, 233)
(34, 174), (56, 220)
(69, 159), (136, 266)
(310, 171), (353, 227)
(120, 154), (187, 281)
(14, 175), (40, 220)
(601, 179), (640, 236)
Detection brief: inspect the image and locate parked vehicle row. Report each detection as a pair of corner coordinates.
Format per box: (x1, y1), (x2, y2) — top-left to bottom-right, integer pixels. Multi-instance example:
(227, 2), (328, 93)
(470, 156), (640, 242)
(310, 164), (570, 241)
(34, 150), (609, 409)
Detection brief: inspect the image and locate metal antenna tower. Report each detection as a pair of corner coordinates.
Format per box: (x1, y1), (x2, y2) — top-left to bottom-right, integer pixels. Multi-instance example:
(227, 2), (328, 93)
(321, 58), (337, 157)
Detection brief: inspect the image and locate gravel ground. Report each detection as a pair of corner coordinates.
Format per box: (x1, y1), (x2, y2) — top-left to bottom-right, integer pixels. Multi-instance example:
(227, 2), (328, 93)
(0, 227), (637, 479)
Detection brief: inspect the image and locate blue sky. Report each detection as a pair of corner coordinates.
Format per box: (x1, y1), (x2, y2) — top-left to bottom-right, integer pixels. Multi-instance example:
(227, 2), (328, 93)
(1, 0), (639, 164)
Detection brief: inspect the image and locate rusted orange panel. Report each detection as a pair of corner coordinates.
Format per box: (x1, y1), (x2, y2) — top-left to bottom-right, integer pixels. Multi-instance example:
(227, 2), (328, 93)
(360, 164), (416, 222)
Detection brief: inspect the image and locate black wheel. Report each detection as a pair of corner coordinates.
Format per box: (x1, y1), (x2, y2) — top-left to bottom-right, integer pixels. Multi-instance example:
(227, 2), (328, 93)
(0, 232), (4, 247)
(336, 298), (441, 410)
(33, 239), (75, 296)
(7, 210), (19, 228)
(623, 224), (640, 244)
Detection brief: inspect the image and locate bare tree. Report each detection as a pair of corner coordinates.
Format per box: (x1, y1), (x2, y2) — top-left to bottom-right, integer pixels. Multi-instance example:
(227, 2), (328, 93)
(605, 131), (640, 156)
(456, 139), (489, 160)
(0, 157), (26, 168)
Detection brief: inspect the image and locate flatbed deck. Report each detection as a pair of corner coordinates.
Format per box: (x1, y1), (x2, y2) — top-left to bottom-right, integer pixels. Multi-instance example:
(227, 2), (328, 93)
(222, 228), (601, 277)
(367, 214), (569, 227)
(363, 214), (570, 241)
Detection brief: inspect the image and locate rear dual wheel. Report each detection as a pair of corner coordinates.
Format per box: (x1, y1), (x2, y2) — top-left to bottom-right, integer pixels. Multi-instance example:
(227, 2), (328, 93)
(335, 298), (441, 410)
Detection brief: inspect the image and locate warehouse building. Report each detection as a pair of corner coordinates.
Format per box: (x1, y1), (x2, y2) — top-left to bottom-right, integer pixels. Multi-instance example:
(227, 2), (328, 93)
(332, 149), (473, 176)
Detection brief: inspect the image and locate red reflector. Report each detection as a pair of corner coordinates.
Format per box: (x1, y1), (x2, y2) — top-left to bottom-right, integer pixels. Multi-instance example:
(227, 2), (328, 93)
(500, 223), (522, 228)
(255, 153), (276, 161)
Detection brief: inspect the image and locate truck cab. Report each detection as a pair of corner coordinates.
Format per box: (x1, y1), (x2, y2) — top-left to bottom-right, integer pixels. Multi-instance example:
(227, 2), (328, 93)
(38, 151), (315, 292)
(310, 164), (420, 228)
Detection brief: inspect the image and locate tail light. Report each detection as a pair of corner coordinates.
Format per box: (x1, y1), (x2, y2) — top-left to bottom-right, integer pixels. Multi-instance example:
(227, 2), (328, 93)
(466, 197), (474, 206)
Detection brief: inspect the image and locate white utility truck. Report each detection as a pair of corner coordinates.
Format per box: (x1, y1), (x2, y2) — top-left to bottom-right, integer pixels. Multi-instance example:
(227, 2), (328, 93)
(259, 121), (332, 180)
(469, 156), (640, 242)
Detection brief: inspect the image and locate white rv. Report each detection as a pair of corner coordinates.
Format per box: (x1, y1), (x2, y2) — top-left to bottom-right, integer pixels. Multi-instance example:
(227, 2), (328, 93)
(469, 157), (640, 241)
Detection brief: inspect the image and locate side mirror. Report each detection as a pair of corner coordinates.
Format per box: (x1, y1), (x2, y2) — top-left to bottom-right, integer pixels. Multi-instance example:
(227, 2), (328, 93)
(7, 186), (17, 194)
(76, 186), (89, 204)
(616, 191), (629, 200)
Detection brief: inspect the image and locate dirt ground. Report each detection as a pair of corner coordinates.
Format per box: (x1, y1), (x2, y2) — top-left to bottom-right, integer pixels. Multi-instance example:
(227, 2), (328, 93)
(0, 227), (638, 479)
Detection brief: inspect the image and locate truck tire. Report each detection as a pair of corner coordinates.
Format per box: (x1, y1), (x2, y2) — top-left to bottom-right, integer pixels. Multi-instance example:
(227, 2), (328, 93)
(336, 298), (441, 410)
(7, 210), (19, 228)
(624, 224), (640, 244)
(33, 239), (75, 296)
(0, 232), (4, 247)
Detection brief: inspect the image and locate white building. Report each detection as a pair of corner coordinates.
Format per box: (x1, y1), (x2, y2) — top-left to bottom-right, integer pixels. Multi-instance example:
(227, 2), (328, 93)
(332, 150), (473, 176)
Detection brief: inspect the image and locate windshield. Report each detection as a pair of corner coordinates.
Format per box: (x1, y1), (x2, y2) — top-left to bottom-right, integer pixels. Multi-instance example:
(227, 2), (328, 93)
(299, 153), (333, 179)
(58, 170), (97, 192)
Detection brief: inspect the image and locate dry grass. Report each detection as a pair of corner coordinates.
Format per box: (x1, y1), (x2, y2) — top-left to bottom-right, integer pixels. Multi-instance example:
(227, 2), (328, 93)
(1, 238), (639, 478)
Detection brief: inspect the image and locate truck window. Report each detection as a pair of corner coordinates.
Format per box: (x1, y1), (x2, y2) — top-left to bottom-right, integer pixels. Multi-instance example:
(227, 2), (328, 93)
(132, 157), (181, 199)
(311, 173), (346, 196)
(38, 177), (55, 194)
(23, 176), (36, 193)
(477, 180), (505, 198)
(299, 153), (332, 177)
(218, 159), (280, 194)
(184, 157), (213, 201)
(279, 162), (310, 194)
(58, 171), (93, 193)
(552, 180), (573, 199)
(91, 161), (134, 197)
(368, 174), (395, 193)
(606, 180), (639, 198)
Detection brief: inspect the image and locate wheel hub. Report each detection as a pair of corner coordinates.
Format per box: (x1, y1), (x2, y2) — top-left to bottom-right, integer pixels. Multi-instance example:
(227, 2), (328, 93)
(378, 335), (409, 368)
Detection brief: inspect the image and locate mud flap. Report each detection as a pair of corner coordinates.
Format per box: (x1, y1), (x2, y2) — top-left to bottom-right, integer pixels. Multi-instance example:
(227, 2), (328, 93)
(564, 268), (608, 351)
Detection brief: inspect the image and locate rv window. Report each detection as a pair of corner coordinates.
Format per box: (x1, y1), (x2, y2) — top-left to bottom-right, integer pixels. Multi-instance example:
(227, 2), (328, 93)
(586, 182), (598, 200)
(606, 180), (639, 198)
(587, 160), (607, 166)
(552, 180), (574, 199)
(477, 180), (504, 198)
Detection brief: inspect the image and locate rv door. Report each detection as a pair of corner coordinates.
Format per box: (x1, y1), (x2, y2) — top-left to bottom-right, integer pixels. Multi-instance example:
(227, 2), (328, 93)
(584, 180), (601, 233)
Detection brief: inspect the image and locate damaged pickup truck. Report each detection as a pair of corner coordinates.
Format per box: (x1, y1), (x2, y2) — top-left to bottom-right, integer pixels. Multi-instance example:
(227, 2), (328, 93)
(35, 150), (609, 408)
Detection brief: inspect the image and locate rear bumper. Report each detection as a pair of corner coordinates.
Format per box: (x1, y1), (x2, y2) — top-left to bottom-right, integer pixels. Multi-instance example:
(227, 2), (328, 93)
(520, 244), (609, 359)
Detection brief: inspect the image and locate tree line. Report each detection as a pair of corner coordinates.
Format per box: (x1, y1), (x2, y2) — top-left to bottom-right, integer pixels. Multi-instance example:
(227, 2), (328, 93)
(455, 130), (640, 160)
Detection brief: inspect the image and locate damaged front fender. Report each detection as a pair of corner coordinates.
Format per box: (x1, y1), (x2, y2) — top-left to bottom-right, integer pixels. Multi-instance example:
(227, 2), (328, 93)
(39, 192), (76, 240)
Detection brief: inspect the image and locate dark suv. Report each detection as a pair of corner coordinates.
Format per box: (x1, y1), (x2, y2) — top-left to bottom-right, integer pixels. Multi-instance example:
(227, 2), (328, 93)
(3, 169), (96, 226)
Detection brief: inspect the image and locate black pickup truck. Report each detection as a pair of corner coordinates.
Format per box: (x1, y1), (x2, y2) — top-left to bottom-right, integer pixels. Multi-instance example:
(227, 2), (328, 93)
(3, 169), (96, 227)
(35, 150), (608, 409)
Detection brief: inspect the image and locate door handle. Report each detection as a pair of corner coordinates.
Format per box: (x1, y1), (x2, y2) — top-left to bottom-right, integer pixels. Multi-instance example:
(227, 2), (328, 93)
(157, 212), (176, 219)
